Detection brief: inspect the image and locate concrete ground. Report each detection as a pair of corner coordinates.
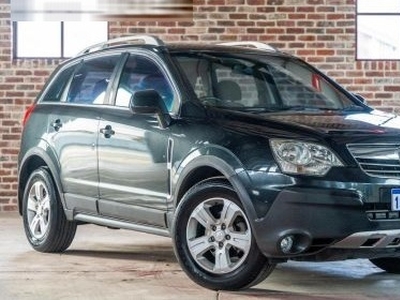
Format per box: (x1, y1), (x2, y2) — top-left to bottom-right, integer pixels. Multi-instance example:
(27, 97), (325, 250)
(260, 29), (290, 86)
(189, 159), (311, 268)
(1, 212), (400, 300)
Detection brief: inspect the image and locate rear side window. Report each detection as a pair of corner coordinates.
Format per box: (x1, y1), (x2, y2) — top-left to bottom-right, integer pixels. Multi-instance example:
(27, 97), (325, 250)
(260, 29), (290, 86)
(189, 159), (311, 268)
(41, 64), (76, 102)
(66, 55), (120, 104)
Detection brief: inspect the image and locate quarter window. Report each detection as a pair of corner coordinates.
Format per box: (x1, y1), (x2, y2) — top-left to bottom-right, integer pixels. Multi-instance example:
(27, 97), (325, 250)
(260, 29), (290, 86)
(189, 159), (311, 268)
(42, 64), (77, 102)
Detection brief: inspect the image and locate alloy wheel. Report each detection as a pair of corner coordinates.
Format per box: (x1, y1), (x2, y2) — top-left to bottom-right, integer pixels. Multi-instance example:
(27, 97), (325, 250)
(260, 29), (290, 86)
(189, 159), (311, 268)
(26, 180), (51, 240)
(186, 197), (251, 274)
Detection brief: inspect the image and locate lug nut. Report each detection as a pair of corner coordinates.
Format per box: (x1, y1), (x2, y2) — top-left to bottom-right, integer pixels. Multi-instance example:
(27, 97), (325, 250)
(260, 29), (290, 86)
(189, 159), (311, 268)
(209, 236), (215, 242)
(221, 224), (226, 230)
(219, 242), (224, 248)
(225, 235), (231, 240)
(211, 225), (217, 231)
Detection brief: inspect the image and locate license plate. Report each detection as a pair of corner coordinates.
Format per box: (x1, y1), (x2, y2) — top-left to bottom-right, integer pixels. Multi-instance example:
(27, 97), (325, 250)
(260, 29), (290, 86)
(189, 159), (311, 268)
(391, 188), (400, 211)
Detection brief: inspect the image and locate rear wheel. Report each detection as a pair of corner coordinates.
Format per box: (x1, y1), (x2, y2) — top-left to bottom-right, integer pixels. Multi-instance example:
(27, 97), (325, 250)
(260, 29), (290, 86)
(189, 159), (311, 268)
(172, 179), (275, 290)
(370, 257), (400, 273)
(22, 167), (77, 253)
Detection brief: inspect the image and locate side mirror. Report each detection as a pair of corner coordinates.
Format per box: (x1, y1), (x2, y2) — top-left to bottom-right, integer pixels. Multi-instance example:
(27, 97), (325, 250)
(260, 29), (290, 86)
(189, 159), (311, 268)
(130, 89), (172, 128)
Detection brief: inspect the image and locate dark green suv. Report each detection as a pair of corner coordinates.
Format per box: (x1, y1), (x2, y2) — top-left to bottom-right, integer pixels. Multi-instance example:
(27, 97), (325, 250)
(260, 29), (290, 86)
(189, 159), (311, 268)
(18, 35), (400, 290)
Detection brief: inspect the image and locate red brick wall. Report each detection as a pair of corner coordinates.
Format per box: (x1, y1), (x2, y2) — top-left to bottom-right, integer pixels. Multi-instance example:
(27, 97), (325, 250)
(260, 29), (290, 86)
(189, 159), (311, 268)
(1, 0), (400, 211)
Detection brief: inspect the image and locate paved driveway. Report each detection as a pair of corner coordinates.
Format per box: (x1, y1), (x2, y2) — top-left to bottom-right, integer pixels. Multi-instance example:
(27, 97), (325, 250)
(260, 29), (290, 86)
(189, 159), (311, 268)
(1, 212), (399, 299)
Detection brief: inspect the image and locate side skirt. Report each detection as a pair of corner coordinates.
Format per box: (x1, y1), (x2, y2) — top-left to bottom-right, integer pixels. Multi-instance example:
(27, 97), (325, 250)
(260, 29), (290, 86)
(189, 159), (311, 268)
(74, 213), (171, 237)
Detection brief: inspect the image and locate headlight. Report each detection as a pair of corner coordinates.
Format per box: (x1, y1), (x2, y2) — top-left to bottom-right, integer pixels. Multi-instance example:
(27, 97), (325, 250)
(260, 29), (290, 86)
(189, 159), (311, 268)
(270, 139), (343, 176)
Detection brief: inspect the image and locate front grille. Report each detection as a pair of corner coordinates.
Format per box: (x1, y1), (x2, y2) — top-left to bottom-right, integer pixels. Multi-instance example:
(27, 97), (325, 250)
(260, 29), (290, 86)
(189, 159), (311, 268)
(347, 144), (400, 178)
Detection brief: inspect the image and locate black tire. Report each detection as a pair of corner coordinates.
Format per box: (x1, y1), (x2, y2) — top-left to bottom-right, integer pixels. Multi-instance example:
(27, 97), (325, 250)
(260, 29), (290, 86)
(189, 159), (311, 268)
(22, 167), (77, 253)
(172, 179), (275, 290)
(370, 257), (400, 273)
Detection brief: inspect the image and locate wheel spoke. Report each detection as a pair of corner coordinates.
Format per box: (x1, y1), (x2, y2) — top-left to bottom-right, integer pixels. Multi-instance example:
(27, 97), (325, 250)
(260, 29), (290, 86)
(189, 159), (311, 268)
(42, 196), (50, 211)
(27, 196), (37, 212)
(228, 231), (251, 252)
(214, 248), (230, 273)
(34, 182), (43, 201)
(39, 216), (47, 231)
(220, 200), (239, 226)
(29, 215), (41, 236)
(188, 236), (213, 258)
(191, 204), (216, 228)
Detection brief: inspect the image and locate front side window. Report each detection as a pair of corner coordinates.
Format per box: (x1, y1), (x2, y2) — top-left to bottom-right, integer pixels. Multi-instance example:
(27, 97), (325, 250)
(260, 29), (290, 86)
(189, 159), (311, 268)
(66, 55), (120, 104)
(173, 52), (359, 112)
(115, 55), (175, 111)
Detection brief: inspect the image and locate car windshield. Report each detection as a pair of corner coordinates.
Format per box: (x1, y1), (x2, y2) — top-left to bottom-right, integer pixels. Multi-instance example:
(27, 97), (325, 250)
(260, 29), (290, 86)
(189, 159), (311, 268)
(173, 51), (361, 112)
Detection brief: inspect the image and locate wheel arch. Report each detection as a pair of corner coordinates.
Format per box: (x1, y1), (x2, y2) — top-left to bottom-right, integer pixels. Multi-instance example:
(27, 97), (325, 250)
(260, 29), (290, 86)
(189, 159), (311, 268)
(170, 156), (274, 290)
(169, 146), (258, 226)
(18, 148), (64, 216)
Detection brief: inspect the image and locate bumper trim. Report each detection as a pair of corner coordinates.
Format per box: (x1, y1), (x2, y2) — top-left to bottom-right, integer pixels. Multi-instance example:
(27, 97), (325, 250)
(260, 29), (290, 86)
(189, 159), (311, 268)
(331, 229), (400, 249)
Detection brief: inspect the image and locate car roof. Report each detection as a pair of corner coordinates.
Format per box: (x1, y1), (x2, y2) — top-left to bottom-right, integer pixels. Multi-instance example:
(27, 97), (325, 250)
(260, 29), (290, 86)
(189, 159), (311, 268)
(74, 35), (291, 59)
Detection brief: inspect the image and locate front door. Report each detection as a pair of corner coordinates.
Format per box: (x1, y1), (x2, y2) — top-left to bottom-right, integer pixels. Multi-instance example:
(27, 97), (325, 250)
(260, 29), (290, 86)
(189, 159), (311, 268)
(97, 53), (176, 227)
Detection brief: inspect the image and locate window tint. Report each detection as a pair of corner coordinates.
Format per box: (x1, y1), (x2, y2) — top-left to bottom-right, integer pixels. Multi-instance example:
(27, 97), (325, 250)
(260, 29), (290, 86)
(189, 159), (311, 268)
(42, 64), (76, 102)
(66, 56), (120, 104)
(115, 55), (174, 110)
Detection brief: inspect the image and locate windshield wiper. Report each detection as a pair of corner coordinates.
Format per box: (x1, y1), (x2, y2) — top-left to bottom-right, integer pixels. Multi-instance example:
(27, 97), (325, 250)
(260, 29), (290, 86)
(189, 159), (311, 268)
(340, 105), (366, 111)
(279, 105), (368, 112)
(228, 106), (331, 113)
(219, 105), (367, 113)
(277, 105), (333, 111)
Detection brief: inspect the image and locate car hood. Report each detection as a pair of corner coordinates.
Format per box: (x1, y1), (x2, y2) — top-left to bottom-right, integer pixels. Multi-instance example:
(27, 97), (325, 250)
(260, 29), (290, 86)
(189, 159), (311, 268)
(212, 108), (400, 139)
(265, 109), (400, 134)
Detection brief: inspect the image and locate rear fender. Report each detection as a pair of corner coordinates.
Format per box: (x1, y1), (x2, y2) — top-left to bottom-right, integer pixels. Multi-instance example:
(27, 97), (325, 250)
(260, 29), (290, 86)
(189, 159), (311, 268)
(18, 141), (68, 217)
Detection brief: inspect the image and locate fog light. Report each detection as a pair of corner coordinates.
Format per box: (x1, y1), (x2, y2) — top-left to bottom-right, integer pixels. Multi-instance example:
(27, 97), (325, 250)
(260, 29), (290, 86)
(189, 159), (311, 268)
(280, 235), (294, 254)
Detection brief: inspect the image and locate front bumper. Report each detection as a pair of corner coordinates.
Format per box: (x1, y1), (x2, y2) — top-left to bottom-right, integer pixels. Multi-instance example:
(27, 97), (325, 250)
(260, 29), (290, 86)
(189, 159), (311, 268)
(251, 186), (400, 261)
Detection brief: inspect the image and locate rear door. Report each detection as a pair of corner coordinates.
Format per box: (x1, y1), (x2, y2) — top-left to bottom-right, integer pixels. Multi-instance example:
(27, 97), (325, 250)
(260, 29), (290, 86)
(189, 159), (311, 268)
(47, 54), (121, 214)
(97, 53), (177, 227)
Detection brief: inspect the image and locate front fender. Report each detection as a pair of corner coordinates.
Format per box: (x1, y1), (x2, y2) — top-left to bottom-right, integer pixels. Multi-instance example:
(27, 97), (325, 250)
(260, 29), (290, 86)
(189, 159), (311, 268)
(170, 145), (258, 224)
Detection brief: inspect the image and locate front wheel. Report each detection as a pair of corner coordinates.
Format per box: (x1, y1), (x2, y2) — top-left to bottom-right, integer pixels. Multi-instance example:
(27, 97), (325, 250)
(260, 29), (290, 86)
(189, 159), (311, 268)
(172, 179), (275, 290)
(22, 167), (77, 253)
(370, 257), (400, 273)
